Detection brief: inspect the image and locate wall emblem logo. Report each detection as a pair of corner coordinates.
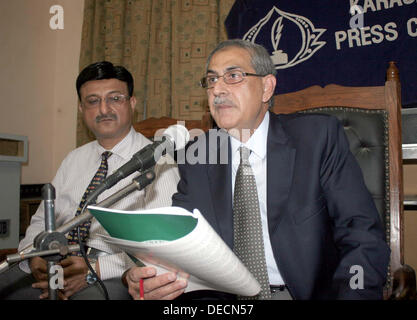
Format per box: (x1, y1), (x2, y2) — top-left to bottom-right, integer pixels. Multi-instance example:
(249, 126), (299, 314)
(243, 6), (326, 69)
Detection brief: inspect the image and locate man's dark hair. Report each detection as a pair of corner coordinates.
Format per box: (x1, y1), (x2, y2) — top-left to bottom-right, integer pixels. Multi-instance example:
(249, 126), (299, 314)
(76, 61), (134, 100)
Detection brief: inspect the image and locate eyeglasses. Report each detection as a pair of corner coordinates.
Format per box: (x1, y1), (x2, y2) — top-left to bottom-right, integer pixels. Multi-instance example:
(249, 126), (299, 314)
(200, 69), (266, 89)
(81, 94), (131, 109)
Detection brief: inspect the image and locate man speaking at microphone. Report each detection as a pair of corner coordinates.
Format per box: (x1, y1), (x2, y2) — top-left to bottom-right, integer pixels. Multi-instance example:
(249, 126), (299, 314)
(0, 61), (180, 300)
(123, 40), (389, 300)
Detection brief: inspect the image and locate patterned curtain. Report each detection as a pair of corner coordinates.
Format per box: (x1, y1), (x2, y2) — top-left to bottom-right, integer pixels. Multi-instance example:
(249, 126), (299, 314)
(77, 0), (235, 146)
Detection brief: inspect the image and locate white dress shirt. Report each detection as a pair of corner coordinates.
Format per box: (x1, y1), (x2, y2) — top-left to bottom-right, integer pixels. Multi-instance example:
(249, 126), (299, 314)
(19, 127), (180, 280)
(230, 111), (285, 286)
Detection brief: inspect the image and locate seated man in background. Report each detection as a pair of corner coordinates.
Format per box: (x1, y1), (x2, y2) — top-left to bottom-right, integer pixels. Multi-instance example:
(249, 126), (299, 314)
(0, 61), (179, 300)
(123, 40), (390, 300)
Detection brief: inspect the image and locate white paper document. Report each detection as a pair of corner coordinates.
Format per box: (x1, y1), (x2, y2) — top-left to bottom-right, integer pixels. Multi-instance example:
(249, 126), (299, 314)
(88, 205), (260, 296)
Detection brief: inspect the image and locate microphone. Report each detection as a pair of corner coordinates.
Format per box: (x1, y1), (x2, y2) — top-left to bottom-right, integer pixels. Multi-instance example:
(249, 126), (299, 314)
(0, 126), (189, 274)
(42, 183), (56, 233)
(85, 124), (190, 204)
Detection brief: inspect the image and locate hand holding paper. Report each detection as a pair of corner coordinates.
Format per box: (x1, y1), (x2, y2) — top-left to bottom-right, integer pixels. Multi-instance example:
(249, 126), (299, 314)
(88, 205), (260, 296)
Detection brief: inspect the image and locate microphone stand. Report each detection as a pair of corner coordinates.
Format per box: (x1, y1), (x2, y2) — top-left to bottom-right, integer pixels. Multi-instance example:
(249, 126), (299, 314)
(55, 169), (156, 236)
(0, 169), (156, 286)
(35, 183), (70, 300)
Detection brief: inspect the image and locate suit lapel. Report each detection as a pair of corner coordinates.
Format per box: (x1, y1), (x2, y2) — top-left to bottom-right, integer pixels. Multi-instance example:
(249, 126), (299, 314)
(207, 130), (234, 247)
(206, 114), (296, 247)
(267, 113), (296, 234)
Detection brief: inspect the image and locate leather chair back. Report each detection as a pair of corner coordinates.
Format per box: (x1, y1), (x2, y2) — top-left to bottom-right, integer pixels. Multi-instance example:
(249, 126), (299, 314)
(298, 107), (389, 234)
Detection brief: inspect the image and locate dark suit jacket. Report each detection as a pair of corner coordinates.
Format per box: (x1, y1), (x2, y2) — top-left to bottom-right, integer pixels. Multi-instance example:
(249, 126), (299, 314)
(172, 112), (390, 300)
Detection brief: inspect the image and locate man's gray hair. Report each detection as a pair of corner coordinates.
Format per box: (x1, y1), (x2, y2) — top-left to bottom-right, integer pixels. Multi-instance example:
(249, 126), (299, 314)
(205, 39), (277, 108)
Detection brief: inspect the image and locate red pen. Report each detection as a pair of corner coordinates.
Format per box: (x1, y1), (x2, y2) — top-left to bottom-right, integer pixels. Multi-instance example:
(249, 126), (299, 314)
(139, 278), (144, 300)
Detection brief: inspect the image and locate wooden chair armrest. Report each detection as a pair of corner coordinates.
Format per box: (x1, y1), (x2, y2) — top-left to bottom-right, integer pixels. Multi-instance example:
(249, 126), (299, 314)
(388, 264), (417, 300)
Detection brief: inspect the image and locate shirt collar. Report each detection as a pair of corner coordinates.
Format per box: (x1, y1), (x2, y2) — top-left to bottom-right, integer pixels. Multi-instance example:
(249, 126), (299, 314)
(93, 126), (136, 160)
(230, 111), (269, 160)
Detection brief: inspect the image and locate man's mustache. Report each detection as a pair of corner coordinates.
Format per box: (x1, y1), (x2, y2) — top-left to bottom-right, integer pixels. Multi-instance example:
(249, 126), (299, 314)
(213, 97), (234, 106)
(95, 113), (117, 123)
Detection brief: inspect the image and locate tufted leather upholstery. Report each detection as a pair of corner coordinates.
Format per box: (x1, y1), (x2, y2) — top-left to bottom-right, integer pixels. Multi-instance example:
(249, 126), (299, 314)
(300, 107), (389, 238)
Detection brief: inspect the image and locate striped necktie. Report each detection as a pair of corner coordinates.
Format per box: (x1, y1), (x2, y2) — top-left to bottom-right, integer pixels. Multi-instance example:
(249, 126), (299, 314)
(66, 151), (112, 248)
(233, 146), (271, 299)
